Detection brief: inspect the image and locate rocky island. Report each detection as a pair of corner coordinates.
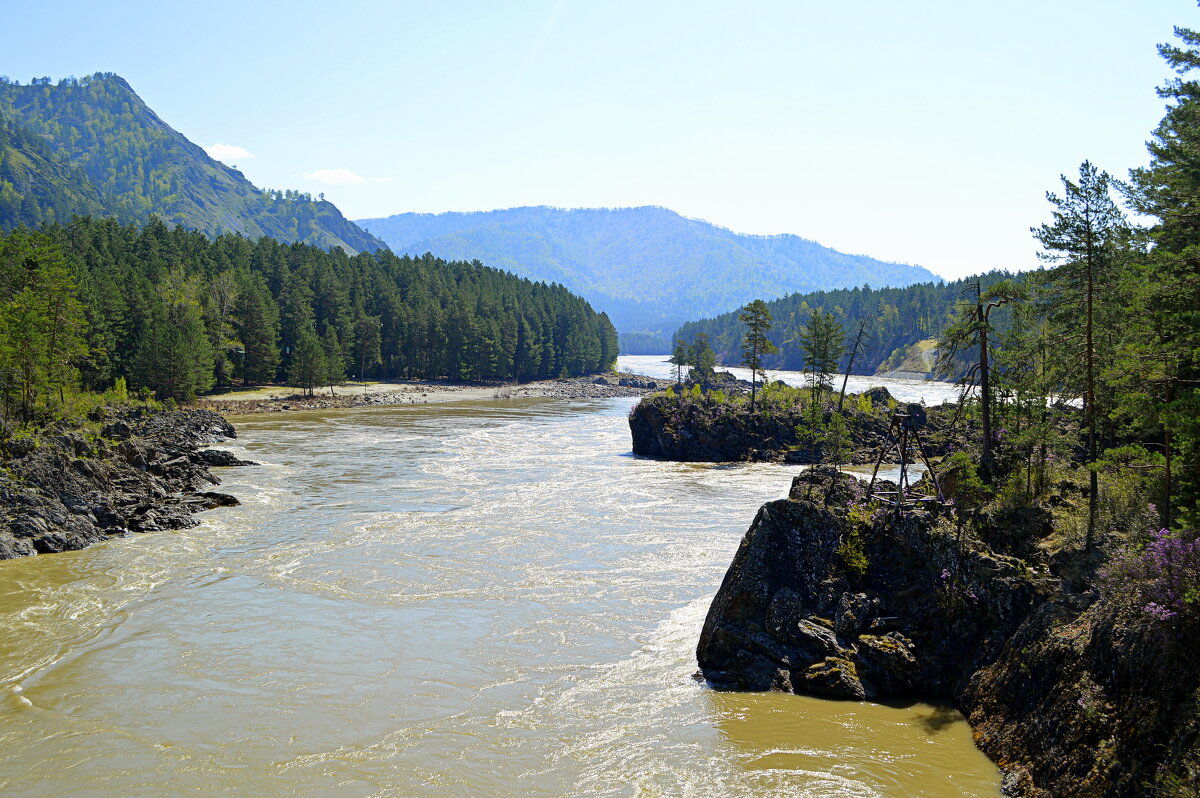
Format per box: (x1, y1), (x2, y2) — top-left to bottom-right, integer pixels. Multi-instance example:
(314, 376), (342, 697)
(628, 380), (956, 464)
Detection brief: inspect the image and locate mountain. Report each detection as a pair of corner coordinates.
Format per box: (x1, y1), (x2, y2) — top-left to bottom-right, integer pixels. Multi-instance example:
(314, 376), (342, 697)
(0, 115), (106, 226)
(0, 74), (384, 253)
(357, 206), (939, 347)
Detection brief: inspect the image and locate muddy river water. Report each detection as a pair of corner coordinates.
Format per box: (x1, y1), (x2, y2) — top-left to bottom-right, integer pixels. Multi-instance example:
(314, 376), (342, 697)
(0, 389), (999, 796)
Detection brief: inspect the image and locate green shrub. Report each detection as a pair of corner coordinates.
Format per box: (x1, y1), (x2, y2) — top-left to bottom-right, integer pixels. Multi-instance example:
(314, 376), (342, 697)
(837, 528), (869, 578)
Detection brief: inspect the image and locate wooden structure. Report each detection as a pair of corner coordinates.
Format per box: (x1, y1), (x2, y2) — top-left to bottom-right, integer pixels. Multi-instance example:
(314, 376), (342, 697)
(867, 408), (945, 509)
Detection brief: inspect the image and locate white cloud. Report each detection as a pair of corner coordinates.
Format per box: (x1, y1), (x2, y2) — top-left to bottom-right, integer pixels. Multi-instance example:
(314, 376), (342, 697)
(304, 168), (367, 185)
(205, 143), (255, 163)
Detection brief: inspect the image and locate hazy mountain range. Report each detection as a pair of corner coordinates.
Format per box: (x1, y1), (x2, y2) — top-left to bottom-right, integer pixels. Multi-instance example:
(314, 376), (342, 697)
(358, 206), (938, 345)
(0, 73), (940, 353)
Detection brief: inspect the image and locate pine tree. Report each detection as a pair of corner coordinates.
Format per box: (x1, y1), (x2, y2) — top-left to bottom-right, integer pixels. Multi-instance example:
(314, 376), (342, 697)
(321, 326), (346, 396)
(798, 308), (844, 407)
(688, 333), (717, 383)
(1032, 162), (1129, 548)
(233, 272), (279, 387)
(670, 338), (688, 387)
(132, 267), (213, 400)
(287, 322), (325, 396)
(739, 299), (779, 412)
(1127, 22), (1200, 528)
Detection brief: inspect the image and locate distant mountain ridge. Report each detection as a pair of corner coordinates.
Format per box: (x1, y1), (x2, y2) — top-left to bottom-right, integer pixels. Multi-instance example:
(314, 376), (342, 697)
(358, 206), (938, 345)
(0, 73), (384, 253)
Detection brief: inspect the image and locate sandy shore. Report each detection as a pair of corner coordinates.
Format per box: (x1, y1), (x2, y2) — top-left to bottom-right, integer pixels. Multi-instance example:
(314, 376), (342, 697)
(189, 374), (665, 415)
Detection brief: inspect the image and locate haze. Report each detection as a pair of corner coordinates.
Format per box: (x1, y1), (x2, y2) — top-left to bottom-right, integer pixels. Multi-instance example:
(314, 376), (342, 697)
(1, 0), (1189, 278)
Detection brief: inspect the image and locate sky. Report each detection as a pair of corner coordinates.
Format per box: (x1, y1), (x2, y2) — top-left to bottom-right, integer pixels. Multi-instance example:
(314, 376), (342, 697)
(1, 0), (1194, 279)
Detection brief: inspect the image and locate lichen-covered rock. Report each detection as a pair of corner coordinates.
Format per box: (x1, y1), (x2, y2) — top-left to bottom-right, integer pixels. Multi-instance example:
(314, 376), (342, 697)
(855, 633), (918, 695)
(801, 657), (866, 699)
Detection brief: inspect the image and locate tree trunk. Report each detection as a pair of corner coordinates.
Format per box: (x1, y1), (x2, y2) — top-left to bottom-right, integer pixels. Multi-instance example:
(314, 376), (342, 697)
(979, 298), (993, 476)
(838, 320), (867, 412)
(1085, 235), (1097, 552)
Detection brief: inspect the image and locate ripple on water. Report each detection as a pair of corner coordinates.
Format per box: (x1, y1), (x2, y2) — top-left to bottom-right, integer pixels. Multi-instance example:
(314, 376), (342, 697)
(0, 398), (999, 797)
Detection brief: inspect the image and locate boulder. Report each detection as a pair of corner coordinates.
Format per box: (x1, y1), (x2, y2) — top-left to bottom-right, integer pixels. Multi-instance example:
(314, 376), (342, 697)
(800, 657), (866, 700)
(192, 449), (258, 467)
(834, 592), (878, 638)
(862, 386), (893, 408)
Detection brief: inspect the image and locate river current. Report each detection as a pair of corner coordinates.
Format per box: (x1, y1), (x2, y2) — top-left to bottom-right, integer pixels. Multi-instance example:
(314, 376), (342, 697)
(0, 376), (999, 796)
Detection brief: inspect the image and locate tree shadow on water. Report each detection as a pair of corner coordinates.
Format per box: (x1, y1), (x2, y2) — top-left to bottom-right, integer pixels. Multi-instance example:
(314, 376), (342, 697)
(915, 704), (964, 733)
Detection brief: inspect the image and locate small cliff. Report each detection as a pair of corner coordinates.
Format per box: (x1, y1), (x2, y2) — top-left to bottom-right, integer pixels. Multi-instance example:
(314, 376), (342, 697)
(629, 387), (952, 463)
(697, 469), (1200, 796)
(0, 407), (254, 559)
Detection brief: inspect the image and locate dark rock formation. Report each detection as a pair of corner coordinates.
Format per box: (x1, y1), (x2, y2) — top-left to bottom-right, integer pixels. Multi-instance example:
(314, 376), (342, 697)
(696, 468), (1200, 795)
(697, 470), (1049, 700)
(0, 408), (253, 559)
(628, 387), (950, 463)
(963, 597), (1200, 796)
(192, 448), (258, 467)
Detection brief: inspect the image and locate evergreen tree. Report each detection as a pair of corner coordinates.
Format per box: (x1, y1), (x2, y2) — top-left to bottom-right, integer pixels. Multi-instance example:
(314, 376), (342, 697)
(287, 322), (325, 397)
(1128, 21), (1200, 528)
(205, 270), (239, 389)
(321, 326), (346, 396)
(739, 299), (779, 412)
(670, 338), (688, 387)
(353, 312), (381, 381)
(688, 333), (717, 383)
(1032, 162), (1129, 548)
(233, 271), (279, 386)
(798, 308), (844, 407)
(132, 267), (213, 400)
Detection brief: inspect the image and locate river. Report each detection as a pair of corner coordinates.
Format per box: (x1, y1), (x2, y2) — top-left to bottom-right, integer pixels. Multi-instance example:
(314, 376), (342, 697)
(618, 354), (965, 406)
(0, 395), (999, 796)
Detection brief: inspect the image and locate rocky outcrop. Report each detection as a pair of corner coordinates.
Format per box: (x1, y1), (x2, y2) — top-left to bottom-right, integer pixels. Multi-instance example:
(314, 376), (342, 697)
(697, 469), (1049, 699)
(696, 468), (1200, 796)
(629, 396), (811, 461)
(0, 407), (252, 559)
(963, 597), (1200, 796)
(630, 387), (947, 463)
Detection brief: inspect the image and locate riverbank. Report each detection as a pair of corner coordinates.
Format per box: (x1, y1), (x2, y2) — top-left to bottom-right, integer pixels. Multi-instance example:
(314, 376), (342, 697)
(191, 373), (663, 415)
(0, 407), (253, 560)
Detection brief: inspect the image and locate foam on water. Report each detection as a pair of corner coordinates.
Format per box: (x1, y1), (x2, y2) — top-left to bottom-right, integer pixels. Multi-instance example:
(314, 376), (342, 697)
(0, 398), (999, 796)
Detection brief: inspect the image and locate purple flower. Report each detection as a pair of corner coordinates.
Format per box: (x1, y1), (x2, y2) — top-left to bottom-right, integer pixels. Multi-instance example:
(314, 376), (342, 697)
(1144, 602), (1178, 621)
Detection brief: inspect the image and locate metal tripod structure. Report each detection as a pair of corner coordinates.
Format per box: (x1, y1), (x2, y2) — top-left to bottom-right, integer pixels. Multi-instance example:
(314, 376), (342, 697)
(867, 410), (945, 509)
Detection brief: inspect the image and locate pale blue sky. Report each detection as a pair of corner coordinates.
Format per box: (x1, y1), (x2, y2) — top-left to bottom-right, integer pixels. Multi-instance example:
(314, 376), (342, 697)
(1, 1), (1192, 278)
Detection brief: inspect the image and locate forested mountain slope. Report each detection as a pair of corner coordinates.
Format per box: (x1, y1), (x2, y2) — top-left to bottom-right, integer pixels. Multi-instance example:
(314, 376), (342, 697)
(0, 116), (106, 226)
(676, 270), (1022, 375)
(0, 74), (385, 253)
(358, 206), (938, 340)
(0, 217), (616, 408)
